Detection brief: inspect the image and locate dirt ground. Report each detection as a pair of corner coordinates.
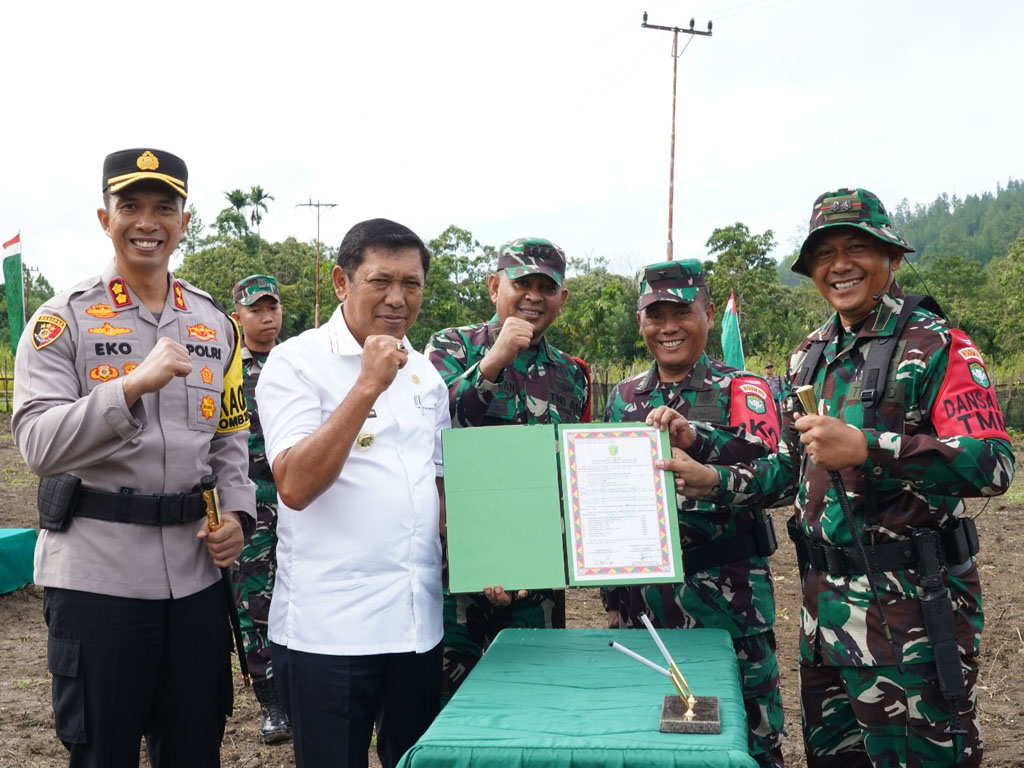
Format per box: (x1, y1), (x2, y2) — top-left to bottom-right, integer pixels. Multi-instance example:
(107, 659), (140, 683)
(2, 412), (1022, 767)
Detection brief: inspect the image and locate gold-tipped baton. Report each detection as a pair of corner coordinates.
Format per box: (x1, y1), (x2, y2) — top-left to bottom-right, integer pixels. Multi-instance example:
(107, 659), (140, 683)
(202, 474), (251, 687)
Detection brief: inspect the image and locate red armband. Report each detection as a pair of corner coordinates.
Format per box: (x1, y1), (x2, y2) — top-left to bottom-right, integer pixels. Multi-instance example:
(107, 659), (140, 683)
(930, 330), (1009, 441)
(729, 376), (780, 451)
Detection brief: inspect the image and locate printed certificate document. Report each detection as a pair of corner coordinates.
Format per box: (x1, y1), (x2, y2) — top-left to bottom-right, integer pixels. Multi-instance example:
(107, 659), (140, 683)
(559, 425), (682, 585)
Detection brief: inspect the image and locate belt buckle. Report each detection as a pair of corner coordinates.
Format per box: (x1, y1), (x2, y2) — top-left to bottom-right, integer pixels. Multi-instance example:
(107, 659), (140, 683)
(157, 493), (186, 525)
(822, 545), (847, 576)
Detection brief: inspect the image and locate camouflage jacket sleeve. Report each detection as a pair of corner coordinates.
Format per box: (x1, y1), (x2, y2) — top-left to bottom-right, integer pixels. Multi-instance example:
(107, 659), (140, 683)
(425, 325), (502, 427)
(858, 325), (1014, 498)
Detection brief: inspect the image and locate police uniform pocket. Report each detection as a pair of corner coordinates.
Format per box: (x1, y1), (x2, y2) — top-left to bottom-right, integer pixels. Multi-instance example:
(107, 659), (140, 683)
(47, 635), (86, 744)
(184, 357), (225, 433)
(82, 337), (141, 393)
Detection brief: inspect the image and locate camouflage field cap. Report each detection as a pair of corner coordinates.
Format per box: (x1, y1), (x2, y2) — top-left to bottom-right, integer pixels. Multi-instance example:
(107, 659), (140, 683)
(232, 274), (280, 306)
(496, 237), (566, 286)
(637, 259), (705, 311)
(793, 187), (914, 276)
(103, 148), (188, 199)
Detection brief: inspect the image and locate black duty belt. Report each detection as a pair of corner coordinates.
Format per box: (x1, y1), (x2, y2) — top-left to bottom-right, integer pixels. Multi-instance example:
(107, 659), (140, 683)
(787, 516), (979, 577)
(74, 485), (208, 526)
(684, 511), (777, 575)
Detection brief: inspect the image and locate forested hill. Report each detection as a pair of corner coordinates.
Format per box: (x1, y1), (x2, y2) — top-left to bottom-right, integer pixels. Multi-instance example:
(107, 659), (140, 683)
(891, 178), (1024, 266)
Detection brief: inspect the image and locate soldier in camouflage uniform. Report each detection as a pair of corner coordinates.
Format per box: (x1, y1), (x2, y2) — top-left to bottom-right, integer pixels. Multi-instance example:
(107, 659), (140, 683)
(604, 259), (786, 768)
(669, 188), (1015, 767)
(426, 237), (591, 704)
(230, 274), (291, 744)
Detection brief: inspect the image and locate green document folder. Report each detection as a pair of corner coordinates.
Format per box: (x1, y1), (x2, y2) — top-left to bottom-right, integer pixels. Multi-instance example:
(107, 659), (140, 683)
(442, 423), (683, 593)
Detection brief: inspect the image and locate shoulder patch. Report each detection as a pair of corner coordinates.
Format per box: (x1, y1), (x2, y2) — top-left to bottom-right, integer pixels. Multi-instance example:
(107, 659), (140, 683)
(729, 375), (780, 450)
(172, 281), (188, 311)
(107, 278), (133, 308)
(32, 314), (68, 350)
(931, 330), (1009, 441)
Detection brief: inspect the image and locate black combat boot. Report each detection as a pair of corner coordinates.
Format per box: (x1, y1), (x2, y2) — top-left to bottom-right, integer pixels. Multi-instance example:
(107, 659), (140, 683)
(253, 678), (293, 744)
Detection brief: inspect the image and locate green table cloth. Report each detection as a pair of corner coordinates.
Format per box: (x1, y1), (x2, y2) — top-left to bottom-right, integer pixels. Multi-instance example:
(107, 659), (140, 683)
(0, 528), (36, 594)
(399, 628), (757, 768)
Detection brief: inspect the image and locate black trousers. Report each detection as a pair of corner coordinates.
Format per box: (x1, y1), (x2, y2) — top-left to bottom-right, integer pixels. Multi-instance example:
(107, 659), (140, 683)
(271, 640), (442, 768)
(43, 584), (233, 768)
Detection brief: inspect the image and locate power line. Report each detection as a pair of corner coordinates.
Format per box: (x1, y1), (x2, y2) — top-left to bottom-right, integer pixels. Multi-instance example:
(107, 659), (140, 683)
(295, 199), (337, 328)
(641, 11), (713, 261)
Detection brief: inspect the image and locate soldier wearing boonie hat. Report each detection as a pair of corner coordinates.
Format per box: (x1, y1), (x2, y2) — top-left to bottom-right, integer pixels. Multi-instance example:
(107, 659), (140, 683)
(792, 187), (912, 277)
(13, 148), (255, 765)
(604, 257), (787, 767)
(229, 273), (291, 744)
(425, 234), (591, 706)
(664, 187), (1014, 768)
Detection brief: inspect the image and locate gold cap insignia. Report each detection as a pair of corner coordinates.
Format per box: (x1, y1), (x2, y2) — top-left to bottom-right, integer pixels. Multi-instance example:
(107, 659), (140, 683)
(136, 151), (159, 171)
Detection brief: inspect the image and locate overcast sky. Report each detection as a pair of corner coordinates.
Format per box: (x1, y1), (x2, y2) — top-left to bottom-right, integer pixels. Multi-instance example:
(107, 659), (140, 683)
(3, 0), (1020, 291)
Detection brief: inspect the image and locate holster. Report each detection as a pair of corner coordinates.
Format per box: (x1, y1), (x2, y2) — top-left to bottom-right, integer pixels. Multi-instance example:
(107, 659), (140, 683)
(912, 528), (966, 702)
(38, 474), (83, 532)
(753, 509), (778, 558)
(787, 515), (809, 578)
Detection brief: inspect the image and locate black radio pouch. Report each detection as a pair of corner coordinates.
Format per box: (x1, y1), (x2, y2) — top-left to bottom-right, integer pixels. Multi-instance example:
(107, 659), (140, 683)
(37, 474), (82, 532)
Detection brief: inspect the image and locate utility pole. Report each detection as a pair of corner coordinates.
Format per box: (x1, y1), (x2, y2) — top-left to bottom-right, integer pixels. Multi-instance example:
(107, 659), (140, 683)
(296, 199), (337, 328)
(641, 11), (712, 260)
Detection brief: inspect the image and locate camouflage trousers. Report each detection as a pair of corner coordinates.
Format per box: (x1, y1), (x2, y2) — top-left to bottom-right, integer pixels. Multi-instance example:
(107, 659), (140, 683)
(618, 589), (786, 768)
(800, 657), (981, 768)
(441, 589), (565, 706)
(231, 500), (279, 683)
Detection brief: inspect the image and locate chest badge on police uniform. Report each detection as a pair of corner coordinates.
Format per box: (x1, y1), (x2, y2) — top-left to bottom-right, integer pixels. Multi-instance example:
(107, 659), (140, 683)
(32, 315), (68, 350)
(200, 366), (214, 384)
(187, 323), (218, 342)
(356, 432), (375, 451)
(200, 394), (217, 421)
(85, 303), (116, 318)
(89, 364), (120, 382)
(411, 374), (420, 384)
(123, 361), (139, 375)
(88, 322), (131, 337)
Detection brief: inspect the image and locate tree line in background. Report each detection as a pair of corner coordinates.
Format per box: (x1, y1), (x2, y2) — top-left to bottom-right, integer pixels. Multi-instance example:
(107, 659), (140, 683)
(4, 180), (1024, 382)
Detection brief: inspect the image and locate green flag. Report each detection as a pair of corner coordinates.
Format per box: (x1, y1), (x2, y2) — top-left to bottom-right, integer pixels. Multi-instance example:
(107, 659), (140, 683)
(4, 233), (25, 354)
(721, 290), (744, 369)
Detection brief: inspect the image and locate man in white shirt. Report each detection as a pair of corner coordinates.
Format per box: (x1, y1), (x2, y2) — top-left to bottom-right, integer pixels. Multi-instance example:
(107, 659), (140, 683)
(256, 218), (450, 768)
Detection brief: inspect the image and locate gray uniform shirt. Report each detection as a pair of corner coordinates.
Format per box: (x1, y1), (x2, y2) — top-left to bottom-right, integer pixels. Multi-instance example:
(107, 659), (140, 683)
(13, 261), (255, 599)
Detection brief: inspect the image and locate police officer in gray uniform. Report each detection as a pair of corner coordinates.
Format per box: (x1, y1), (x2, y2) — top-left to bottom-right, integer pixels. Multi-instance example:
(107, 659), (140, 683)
(13, 148), (255, 768)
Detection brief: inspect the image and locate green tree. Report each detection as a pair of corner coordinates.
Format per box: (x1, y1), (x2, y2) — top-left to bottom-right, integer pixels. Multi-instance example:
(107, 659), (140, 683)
(182, 204), (204, 257)
(248, 186), (275, 237)
(410, 225), (494, 350)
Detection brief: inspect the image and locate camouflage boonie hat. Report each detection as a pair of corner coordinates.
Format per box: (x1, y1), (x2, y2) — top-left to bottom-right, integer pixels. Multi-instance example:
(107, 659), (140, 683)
(636, 259), (705, 311)
(496, 237), (566, 286)
(793, 187), (914, 276)
(232, 274), (280, 306)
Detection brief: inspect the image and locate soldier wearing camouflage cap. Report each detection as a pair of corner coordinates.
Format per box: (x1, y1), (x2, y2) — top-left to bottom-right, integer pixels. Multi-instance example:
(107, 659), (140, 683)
(668, 188), (1014, 767)
(228, 275), (292, 744)
(425, 236), (591, 705)
(604, 259), (786, 767)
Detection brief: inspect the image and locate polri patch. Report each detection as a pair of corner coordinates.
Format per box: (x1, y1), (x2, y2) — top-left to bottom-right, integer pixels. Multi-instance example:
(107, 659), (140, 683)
(32, 314), (68, 350)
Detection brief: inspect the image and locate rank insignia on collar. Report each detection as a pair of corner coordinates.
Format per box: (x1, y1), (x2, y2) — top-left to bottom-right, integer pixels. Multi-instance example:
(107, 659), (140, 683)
(200, 366), (214, 384)
(123, 361), (139, 374)
(200, 394), (217, 420)
(108, 278), (133, 308)
(88, 322), (131, 337)
(85, 303), (116, 318)
(89, 363), (120, 382)
(172, 281), (187, 311)
(187, 323), (217, 341)
(32, 314), (68, 350)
